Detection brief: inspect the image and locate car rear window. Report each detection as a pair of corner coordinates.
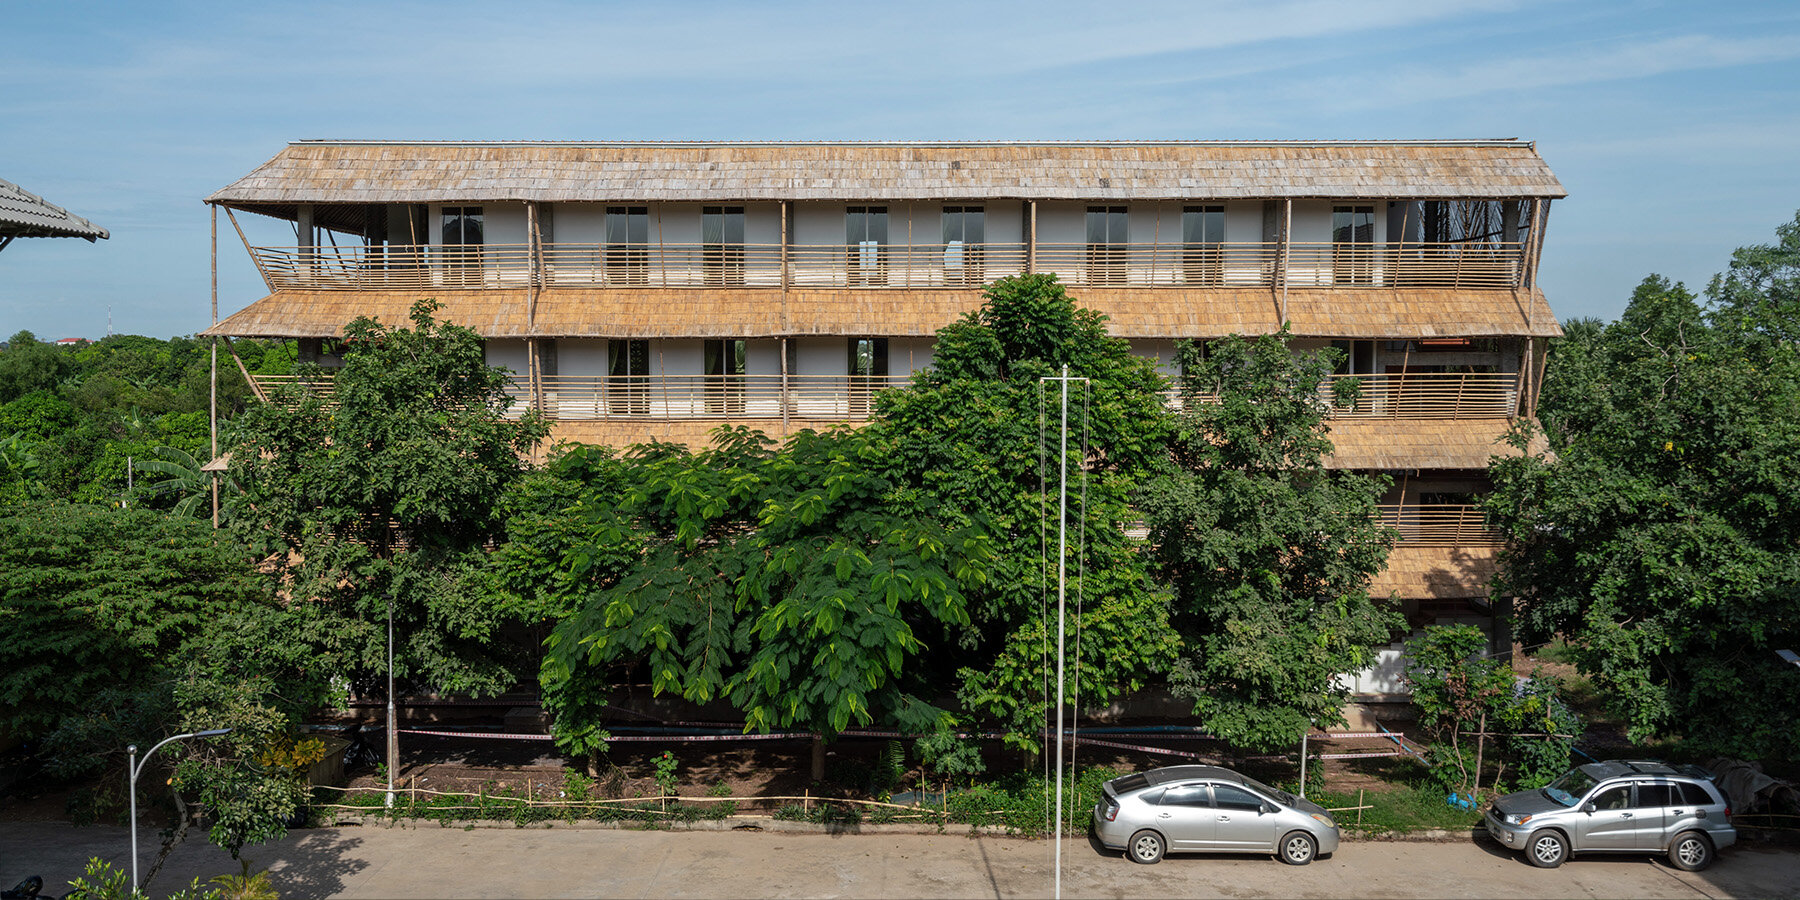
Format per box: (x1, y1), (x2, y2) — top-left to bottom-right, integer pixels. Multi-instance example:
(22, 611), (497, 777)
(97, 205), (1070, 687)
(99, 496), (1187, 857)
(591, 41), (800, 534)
(1157, 784), (1210, 808)
(1110, 774), (1150, 795)
(1679, 782), (1715, 806)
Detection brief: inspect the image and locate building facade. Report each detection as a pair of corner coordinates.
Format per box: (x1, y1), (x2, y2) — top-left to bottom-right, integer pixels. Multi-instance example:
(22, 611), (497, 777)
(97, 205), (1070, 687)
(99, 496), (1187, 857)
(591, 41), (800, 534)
(203, 140), (1565, 670)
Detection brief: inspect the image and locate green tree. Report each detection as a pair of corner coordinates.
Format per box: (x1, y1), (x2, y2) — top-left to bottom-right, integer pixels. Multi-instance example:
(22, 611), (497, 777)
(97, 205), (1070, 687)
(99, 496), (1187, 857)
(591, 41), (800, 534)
(1487, 268), (1800, 756)
(0, 502), (264, 739)
(866, 274), (1180, 748)
(1138, 331), (1401, 751)
(542, 426), (993, 768)
(1404, 624), (1579, 795)
(225, 299), (549, 704)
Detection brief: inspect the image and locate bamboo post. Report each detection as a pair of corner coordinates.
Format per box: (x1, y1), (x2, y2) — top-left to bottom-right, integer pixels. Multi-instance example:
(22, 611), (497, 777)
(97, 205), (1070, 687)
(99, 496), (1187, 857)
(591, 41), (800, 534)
(1358, 789), (1364, 827)
(209, 203), (219, 528)
(1026, 201), (1036, 274)
(1278, 199), (1292, 325)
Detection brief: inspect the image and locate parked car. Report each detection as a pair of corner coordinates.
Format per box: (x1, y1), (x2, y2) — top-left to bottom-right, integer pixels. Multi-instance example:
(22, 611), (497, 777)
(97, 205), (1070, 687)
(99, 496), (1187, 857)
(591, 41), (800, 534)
(1484, 759), (1735, 871)
(1092, 765), (1340, 865)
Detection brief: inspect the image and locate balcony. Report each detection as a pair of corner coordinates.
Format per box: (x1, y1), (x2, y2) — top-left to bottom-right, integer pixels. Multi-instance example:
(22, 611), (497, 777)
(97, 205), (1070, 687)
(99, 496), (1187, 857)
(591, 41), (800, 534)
(1177, 372), (1520, 419)
(245, 241), (1525, 293)
(252, 373), (914, 423)
(255, 370), (1516, 424)
(1374, 504), (1502, 546)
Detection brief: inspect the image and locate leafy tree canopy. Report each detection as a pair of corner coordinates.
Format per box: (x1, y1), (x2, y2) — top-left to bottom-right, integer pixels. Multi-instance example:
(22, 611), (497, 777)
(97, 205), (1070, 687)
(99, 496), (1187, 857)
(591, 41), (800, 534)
(1488, 262), (1800, 756)
(225, 299), (549, 699)
(868, 274), (1179, 747)
(542, 426), (993, 761)
(1139, 330), (1399, 751)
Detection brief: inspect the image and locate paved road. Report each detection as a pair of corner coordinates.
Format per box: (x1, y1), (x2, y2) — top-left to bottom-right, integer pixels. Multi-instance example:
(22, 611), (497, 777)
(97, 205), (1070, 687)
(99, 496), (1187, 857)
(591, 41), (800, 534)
(4, 821), (1796, 899)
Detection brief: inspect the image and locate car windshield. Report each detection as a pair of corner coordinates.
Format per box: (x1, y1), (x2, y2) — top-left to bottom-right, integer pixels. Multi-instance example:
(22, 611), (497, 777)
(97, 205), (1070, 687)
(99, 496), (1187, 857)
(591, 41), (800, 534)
(1541, 767), (1598, 807)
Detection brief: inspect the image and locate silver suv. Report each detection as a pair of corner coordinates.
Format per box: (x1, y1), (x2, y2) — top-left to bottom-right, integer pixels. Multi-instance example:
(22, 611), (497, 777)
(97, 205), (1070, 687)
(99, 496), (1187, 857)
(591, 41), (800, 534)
(1484, 760), (1734, 871)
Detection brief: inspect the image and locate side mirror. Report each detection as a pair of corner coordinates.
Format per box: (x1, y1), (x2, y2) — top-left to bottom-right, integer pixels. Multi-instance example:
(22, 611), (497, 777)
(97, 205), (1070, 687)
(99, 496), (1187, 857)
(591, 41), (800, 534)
(1262, 802), (1277, 815)
(1583, 802), (1597, 814)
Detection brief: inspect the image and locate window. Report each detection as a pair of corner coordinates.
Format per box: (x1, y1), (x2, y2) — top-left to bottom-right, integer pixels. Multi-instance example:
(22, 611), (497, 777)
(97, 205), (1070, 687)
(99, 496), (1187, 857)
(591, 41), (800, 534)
(441, 206), (483, 281)
(1086, 206), (1128, 284)
(1678, 782), (1714, 806)
(704, 339), (746, 414)
(1182, 205), (1224, 284)
(1592, 786), (1632, 811)
(605, 206), (649, 285)
(1634, 783), (1680, 809)
(942, 206), (985, 285)
(703, 206), (745, 286)
(1332, 205), (1376, 285)
(1156, 784), (1212, 808)
(847, 337), (888, 416)
(1210, 784), (1265, 812)
(846, 206), (888, 285)
(608, 339), (649, 415)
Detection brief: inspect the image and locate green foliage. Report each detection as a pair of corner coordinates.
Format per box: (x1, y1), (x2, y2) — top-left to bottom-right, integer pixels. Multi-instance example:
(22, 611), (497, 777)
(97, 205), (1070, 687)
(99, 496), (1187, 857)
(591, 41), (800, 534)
(1488, 253), (1800, 757)
(870, 274), (1179, 747)
(544, 424), (993, 753)
(226, 299), (549, 702)
(208, 860), (278, 900)
(651, 750), (680, 798)
(914, 728), (986, 786)
(1404, 625), (1579, 795)
(1139, 331), (1400, 751)
(0, 502), (262, 739)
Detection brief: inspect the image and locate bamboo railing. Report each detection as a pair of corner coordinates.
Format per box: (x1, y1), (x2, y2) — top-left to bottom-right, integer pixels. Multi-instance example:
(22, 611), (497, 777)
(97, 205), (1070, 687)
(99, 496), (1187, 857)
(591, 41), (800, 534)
(1373, 504), (1502, 545)
(246, 240), (1524, 292)
(253, 371), (1516, 422)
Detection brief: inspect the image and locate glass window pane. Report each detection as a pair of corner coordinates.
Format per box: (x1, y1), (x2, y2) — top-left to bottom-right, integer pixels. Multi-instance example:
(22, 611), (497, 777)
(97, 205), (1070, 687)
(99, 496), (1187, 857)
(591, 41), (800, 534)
(1157, 784), (1212, 808)
(1211, 784), (1264, 811)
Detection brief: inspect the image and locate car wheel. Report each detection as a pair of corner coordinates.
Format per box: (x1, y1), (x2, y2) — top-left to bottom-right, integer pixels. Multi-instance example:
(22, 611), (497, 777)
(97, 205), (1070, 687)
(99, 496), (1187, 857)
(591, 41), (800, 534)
(1127, 830), (1165, 865)
(1278, 830), (1318, 866)
(1668, 831), (1714, 871)
(1526, 830), (1567, 868)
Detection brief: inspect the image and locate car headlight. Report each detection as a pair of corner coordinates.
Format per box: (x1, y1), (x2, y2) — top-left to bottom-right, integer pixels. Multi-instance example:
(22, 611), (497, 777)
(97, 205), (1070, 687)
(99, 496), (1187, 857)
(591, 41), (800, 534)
(1310, 812), (1335, 828)
(1504, 813), (1533, 826)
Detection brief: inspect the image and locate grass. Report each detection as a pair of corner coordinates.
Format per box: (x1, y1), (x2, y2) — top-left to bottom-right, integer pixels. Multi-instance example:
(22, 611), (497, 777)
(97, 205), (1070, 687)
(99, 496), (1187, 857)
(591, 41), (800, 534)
(1309, 783), (1483, 833)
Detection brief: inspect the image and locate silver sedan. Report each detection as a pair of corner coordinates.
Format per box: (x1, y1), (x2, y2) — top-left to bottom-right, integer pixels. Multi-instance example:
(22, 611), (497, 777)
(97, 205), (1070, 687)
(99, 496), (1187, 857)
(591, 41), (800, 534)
(1092, 765), (1341, 865)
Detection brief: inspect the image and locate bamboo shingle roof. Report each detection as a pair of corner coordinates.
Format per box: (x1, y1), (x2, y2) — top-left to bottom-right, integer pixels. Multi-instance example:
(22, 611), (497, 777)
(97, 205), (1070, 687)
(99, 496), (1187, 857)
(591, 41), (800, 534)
(1368, 545), (1498, 599)
(0, 177), (108, 241)
(1324, 418), (1547, 470)
(209, 141), (1565, 209)
(203, 287), (1560, 340)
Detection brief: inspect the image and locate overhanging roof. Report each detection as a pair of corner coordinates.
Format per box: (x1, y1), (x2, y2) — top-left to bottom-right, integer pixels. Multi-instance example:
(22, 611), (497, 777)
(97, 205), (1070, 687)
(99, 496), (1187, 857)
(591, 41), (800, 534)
(0, 178), (109, 241)
(202, 286), (1562, 340)
(208, 140), (1567, 212)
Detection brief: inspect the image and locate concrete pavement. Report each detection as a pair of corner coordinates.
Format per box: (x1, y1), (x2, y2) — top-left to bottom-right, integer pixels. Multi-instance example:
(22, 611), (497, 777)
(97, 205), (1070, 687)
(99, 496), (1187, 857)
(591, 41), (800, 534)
(4, 820), (1796, 898)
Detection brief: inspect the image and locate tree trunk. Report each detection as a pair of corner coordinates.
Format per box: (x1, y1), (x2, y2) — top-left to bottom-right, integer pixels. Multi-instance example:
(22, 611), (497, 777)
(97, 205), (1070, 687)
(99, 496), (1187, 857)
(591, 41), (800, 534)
(810, 737), (826, 783)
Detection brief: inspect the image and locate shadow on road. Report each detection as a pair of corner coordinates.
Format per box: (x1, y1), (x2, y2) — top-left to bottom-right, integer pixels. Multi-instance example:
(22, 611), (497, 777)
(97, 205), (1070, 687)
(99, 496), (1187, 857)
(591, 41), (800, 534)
(265, 830), (370, 898)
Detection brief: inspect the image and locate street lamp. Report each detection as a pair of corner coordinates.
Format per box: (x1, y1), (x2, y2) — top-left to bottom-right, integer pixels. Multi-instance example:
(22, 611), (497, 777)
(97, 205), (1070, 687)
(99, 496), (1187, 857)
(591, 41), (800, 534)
(127, 728), (232, 892)
(1778, 649), (1800, 668)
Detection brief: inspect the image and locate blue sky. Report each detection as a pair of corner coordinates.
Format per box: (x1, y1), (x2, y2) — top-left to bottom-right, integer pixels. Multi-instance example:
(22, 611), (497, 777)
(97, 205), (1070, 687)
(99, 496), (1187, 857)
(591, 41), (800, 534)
(2, 0), (1797, 340)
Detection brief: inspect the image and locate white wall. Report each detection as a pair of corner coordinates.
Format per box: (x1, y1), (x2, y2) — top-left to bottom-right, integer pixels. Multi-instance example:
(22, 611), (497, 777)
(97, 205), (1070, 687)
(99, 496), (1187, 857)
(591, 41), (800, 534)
(485, 339), (528, 375)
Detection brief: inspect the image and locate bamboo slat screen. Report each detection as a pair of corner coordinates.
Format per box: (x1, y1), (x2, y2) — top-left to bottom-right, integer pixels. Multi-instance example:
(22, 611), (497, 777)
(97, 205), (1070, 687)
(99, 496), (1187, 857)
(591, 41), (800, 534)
(1369, 545), (1501, 599)
(1373, 504), (1503, 546)
(246, 241), (1522, 293)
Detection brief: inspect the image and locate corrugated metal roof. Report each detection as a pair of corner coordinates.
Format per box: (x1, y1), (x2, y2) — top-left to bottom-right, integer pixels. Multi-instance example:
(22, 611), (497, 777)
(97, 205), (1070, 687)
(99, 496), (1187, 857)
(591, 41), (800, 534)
(208, 140), (1566, 206)
(0, 178), (109, 241)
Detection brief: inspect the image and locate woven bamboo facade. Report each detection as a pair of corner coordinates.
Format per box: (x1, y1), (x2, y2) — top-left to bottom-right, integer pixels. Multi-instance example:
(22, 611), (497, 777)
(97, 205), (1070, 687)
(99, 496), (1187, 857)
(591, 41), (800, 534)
(204, 285), (1559, 341)
(208, 140), (1570, 620)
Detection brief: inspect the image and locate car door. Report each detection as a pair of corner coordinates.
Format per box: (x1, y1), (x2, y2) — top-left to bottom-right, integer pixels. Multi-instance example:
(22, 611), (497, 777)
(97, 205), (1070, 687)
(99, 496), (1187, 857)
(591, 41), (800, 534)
(1209, 783), (1279, 851)
(1152, 783), (1216, 850)
(1629, 781), (1679, 850)
(1577, 784), (1638, 849)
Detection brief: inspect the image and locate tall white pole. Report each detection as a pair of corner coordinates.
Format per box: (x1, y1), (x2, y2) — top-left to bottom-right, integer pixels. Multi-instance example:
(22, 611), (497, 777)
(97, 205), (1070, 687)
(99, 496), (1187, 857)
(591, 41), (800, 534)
(1054, 364), (1068, 900)
(387, 595), (396, 808)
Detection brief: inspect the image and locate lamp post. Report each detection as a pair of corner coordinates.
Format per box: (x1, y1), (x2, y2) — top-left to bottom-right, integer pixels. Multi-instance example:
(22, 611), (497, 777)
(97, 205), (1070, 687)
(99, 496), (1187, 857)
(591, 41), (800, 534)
(128, 728), (231, 892)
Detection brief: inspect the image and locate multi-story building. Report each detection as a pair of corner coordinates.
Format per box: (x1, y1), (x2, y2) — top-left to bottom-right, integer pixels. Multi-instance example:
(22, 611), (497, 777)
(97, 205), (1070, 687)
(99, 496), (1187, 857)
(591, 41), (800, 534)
(203, 140), (1564, 669)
